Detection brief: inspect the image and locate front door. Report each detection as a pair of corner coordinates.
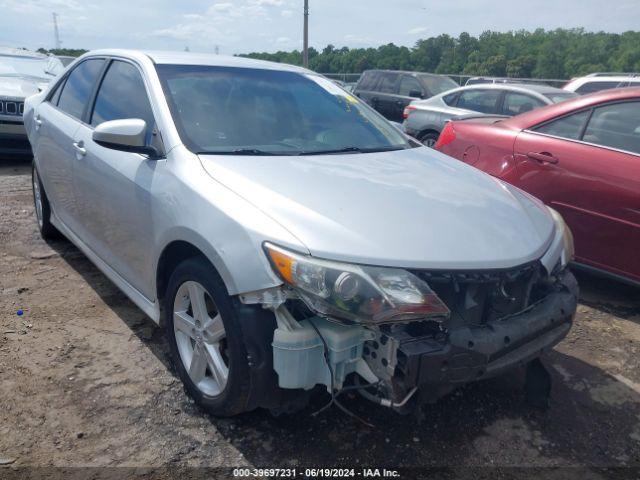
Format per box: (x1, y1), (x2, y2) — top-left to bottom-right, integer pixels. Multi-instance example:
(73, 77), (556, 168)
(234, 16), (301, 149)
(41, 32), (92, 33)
(72, 59), (159, 298)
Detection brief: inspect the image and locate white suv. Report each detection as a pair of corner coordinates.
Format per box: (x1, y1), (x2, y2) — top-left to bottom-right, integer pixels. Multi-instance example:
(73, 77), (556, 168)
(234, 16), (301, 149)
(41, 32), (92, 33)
(563, 73), (640, 95)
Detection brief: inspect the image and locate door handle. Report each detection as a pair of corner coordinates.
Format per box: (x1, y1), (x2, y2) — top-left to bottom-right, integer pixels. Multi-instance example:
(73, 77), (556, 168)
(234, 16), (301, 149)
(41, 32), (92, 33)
(526, 151), (558, 164)
(73, 141), (87, 157)
(34, 115), (42, 130)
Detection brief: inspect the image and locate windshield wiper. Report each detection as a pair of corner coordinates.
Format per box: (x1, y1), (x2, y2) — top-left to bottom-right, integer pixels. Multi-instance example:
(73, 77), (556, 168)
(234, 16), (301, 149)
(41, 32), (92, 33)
(198, 148), (279, 156)
(300, 145), (406, 156)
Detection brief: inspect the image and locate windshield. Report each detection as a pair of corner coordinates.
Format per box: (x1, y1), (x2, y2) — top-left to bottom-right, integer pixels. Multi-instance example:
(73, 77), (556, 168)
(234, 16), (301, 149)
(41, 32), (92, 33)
(0, 55), (63, 80)
(156, 65), (412, 155)
(419, 74), (458, 95)
(545, 92), (579, 103)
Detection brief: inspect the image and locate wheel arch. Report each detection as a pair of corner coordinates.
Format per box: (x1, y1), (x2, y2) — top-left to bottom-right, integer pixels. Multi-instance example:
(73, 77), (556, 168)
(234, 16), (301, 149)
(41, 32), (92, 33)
(155, 233), (238, 307)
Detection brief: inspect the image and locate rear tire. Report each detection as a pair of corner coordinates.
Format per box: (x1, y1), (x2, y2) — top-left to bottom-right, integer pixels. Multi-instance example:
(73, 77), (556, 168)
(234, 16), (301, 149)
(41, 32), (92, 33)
(419, 131), (440, 148)
(164, 257), (252, 417)
(32, 162), (60, 239)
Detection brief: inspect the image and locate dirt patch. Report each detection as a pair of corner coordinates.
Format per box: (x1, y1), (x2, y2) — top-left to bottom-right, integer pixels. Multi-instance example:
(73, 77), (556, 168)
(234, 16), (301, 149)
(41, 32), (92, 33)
(1, 158), (639, 472)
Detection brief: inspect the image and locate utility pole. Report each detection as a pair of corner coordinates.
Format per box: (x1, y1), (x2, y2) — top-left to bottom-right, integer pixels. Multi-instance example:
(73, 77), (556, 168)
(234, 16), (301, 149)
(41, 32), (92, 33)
(52, 12), (61, 50)
(302, 0), (309, 67)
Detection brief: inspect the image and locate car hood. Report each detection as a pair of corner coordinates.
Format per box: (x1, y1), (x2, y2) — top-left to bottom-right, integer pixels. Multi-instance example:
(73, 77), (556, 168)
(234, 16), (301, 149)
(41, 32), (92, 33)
(0, 76), (45, 98)
(198, 147), (555, 269)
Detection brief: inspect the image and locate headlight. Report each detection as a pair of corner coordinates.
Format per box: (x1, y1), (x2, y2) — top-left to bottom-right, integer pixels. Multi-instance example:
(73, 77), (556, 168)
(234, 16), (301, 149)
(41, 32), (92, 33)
(548, 207), (574, 267)
(264, 243), (450, 325)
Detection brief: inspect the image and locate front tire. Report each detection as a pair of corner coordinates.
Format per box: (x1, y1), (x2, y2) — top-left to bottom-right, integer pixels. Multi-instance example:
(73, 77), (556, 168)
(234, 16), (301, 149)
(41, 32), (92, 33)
(164, 258), (252, 417)
(32, 162), (60, 239)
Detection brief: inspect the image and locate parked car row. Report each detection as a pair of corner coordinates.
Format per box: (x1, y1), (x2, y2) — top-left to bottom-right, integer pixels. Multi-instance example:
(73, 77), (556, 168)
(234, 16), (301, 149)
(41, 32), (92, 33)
(435, 87), (640, 286)
(25, 50), (578, 418)
(353, 70), (640, 146)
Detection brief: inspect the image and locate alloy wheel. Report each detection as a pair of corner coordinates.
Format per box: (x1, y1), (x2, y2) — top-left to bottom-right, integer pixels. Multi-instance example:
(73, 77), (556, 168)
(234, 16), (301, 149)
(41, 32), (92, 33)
(173, 281), (229, 396)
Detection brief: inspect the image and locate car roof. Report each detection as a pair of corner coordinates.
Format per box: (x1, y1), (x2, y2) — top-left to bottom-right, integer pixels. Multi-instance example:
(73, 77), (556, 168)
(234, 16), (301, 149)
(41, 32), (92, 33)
(570, 76), (640, 84)
(82, 49), (313, 74)
(502, 87), (640, 129)
(362, 69), (446, 77)
(434, 83), (567, 98)
(585, 72), (640, 78)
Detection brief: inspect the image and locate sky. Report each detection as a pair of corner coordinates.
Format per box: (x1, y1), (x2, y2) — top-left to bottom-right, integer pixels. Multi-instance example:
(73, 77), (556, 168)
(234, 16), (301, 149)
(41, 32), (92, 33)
(1, 0), (639, 56)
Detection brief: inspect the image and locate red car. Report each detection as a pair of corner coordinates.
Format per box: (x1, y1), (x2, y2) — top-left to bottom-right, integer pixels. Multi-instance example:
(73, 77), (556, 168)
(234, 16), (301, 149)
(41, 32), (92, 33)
(435, 87), (640, 285)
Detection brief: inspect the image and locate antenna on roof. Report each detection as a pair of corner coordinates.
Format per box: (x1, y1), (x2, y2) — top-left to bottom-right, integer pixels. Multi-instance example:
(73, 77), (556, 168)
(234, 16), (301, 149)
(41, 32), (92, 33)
(52, 12), (62, 50)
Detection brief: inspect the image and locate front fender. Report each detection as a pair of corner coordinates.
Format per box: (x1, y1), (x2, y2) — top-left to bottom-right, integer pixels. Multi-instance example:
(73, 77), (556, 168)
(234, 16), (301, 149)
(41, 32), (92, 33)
(154, 226), (284, 297)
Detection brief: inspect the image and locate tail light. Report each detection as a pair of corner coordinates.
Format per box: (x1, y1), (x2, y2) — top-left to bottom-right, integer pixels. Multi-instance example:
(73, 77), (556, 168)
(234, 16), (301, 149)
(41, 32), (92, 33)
(403, 105), (417, 119)
(434, 122), (456, 149)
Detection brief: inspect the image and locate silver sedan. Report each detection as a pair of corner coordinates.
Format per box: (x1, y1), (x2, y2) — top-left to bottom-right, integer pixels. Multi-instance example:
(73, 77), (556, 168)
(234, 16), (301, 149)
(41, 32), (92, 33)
(24, 50), (577, 417)
(403, 83), (577, 146)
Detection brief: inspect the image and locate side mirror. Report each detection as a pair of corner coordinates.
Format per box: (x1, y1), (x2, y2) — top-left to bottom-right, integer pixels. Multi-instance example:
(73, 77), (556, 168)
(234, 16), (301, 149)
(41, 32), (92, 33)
(409, 90), (424, 99)
(93, 119), (158, 156)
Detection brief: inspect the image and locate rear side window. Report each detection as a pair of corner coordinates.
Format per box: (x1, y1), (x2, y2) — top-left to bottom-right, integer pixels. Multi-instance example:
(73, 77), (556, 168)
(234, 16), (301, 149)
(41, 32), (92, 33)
(357, 72), (378, 91)
(442, 91), (460, 106)
(57, 59), (104, 120)
(575, 81), (620, 95)
(90, 60), (155, 129)
(456, 89), (501, 114)
(377, 73), (398, 94)
(502, 92), (545, 116)
(398, 75), (422, 97)
(534, 110), (590, 140)
(582, 102), (640, 154)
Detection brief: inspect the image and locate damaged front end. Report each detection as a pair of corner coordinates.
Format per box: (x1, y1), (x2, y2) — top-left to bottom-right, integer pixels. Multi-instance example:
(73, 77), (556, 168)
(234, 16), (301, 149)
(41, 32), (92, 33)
(239, 243), (578, 414)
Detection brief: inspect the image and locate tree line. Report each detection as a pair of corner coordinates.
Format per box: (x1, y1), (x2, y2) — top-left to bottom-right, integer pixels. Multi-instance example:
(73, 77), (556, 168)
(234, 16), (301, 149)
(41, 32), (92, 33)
(37, 48), (88, 58)
(35, 28), (640, 80)
(242, 29), (640, 79)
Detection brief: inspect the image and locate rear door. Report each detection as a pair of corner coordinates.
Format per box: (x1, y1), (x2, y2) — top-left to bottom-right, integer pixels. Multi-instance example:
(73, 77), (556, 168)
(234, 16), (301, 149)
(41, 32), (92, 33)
(72, 59), (159, 298)
(371, 72), (400, 120)
(454, 89), (502, 115)
(33, 58), (105, 234)
(501, 92), (546, 116)
(512, 102), (640, 281)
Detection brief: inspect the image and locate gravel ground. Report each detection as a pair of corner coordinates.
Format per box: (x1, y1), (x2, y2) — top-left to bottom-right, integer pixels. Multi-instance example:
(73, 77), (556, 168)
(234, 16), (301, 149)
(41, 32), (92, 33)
(0, 158), (639, 477)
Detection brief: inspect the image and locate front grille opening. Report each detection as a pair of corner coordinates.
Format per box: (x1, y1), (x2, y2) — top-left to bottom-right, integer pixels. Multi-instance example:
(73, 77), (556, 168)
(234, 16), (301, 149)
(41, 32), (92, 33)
(0, 101), (24, 116)
(411, 263), (550, 327)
